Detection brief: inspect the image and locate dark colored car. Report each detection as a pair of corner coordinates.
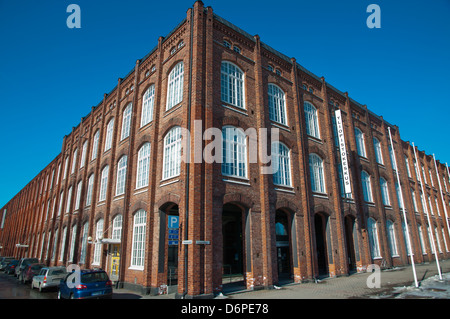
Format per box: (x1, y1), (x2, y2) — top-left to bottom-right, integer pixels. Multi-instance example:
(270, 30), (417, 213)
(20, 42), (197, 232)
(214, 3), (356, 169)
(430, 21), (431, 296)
(21, 263), (45, 284)
(0, 257), (14, 270)
(16, 258), (39, 279)
(4, 260), (19, 275)
(58, 269), (113, 299)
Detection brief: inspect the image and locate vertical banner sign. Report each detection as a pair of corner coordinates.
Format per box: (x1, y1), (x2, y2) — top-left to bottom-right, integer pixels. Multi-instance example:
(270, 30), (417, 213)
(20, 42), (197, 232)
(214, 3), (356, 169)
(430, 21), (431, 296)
(335, 110), (351, 194)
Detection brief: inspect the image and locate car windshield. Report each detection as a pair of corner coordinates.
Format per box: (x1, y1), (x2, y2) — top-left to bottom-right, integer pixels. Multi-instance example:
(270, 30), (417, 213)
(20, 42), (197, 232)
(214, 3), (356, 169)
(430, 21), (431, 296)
(50, 269), (66, 275)
(81, 272), (109, 283)
(31, 265), (43, 270)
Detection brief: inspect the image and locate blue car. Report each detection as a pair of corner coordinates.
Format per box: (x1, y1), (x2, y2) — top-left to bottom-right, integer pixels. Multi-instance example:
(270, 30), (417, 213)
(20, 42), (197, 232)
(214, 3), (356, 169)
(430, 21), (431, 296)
(58, 269), (113, 299)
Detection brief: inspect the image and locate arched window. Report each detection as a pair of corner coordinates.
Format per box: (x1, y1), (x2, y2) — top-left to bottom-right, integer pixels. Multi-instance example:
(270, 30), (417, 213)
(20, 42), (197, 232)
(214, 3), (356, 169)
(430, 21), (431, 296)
(69, 225), (77, 262)
(367, 217), (381, 258)
(80, 140), (88, 168)
(309, 153), (325, 193)
(112, 215), (123, 241)
(304, 102), (320, 138)
(104, 118), (114, 151)
(380, 177), (390, 206)
(99, 165), (109, 201)
(417, 223), (426, 254)
(136, 143), (151, 188)
(386, 220), (398, 256)
(355, 127), (366, 157)
(361, 171), (373, 202)
(92, 130), (100, 160)
(166, 62), (184, 110)
(221, 61), (245, 108)
(74, 180), (82, 210)
(222, 126), (247, 178)
(59, 227), (67, 262)
(86, 174), (94, 206)
(121, 103), (132, 140)
(268, 84), (287, 125)
(71, 148), (78, 174)
(79, 222), (89, 264)
(116, 155), (128, 195)
(373, 137), (383, 164)
(163, 127), (182, 179)
(402, 221), (412, 256)
(93, 219), (104, 265)
(141, 85), (155, 127)
(272, 142), (291, 186)
(131, 209), (147, 269)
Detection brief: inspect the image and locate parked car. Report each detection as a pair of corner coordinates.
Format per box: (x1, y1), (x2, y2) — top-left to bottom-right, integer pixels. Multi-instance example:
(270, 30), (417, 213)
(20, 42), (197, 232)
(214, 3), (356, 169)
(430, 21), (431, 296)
(58, 269), (113, 299)
(21, 263), (46, 284)
(4, 260), (19, 275)
(31, 266), (67, 292)
(15, 258), (38, 280)
(0, 257), (14, 270)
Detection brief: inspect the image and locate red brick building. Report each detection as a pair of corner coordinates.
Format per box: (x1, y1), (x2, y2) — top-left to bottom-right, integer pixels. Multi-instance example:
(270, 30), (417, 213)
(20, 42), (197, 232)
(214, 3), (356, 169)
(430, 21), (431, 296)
(1, 1), (450, 298)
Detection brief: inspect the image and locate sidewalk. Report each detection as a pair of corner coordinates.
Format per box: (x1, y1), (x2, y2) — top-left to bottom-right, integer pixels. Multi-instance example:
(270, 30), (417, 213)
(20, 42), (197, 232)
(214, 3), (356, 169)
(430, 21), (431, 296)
(113, 259), (450, 299)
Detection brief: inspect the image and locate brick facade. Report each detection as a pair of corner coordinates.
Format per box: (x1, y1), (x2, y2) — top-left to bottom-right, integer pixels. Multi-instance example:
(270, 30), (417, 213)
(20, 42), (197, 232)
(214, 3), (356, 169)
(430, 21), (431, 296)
(1, 1), (450, 298)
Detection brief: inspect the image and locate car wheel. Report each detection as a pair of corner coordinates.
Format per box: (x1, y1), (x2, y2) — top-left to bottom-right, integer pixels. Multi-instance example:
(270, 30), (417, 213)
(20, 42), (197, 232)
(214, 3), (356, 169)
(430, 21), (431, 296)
(39, 284), (44, 292)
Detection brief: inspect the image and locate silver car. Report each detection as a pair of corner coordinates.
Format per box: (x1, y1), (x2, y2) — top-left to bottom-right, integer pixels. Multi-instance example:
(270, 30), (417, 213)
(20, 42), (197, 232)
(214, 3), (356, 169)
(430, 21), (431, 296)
(31, 267), (67, 292)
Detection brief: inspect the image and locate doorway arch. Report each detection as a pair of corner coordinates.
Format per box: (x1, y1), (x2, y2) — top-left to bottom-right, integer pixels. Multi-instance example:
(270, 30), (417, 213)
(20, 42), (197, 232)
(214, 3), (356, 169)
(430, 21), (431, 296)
(275, 209), (293, 282)
(314, 213), (330, 277)
(344, 215), (357, 273)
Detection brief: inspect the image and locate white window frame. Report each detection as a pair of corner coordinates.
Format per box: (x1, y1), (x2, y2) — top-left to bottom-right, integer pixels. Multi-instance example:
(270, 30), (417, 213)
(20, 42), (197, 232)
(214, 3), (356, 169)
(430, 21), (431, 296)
(99, 165), (109, 202)
(355, 127), (366, 158)
(59, 227), (67, 262)
(304, 102), (320, 139)
(136, 143), (151, 188)
(367, 217), (381, 258)
(221, 126), (247, 179)
(112, 215), (123, 241)
(74, 181), (82, 211)
(80, 140), (88, 168)
(104, 118), (114, 152)
(93, 219), (104, 265)
(380, 177), (390, 206)
(166, 62), (184, 110)
(309, 153), (326, 193)
(71, 149), (78, 174)
(141, 85), (155, 127)
(130, 209), (147, 269)
(386, 220), (398, 257)
(121, 103), (132, 140)
(116, 155), (128, 195)
(163, 127), (182, 180)
(92, 130), (100, 160)
(221, 61), (245, 109)
(373, 137), (383, 164)
(361, 171), (373, 202)
(86, 174), (94, 206)
(79, 222), (89, 264)
(268, 84), (287, 126)
(69, 225), (77, 262)
(272, 142), (291, 187)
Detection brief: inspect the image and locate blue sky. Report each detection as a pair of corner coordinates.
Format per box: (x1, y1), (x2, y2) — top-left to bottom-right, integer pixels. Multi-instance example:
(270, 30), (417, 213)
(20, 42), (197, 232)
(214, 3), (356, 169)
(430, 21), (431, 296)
(0, 0), (449, 208)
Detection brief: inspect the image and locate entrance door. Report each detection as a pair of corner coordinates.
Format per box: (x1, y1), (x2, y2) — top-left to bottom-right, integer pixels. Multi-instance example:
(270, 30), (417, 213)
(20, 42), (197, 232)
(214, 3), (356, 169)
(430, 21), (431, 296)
(222, 204), (244, 278)
(314, 214), (328, 276)
(344, 216), (357, 272)
(275, 210), (291, 279)
(110, 244), (120, 281)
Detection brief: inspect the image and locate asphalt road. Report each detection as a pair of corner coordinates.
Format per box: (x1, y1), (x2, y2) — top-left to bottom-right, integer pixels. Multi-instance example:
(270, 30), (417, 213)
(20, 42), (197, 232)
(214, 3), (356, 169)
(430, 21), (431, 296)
(0, 272), (58, 299)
